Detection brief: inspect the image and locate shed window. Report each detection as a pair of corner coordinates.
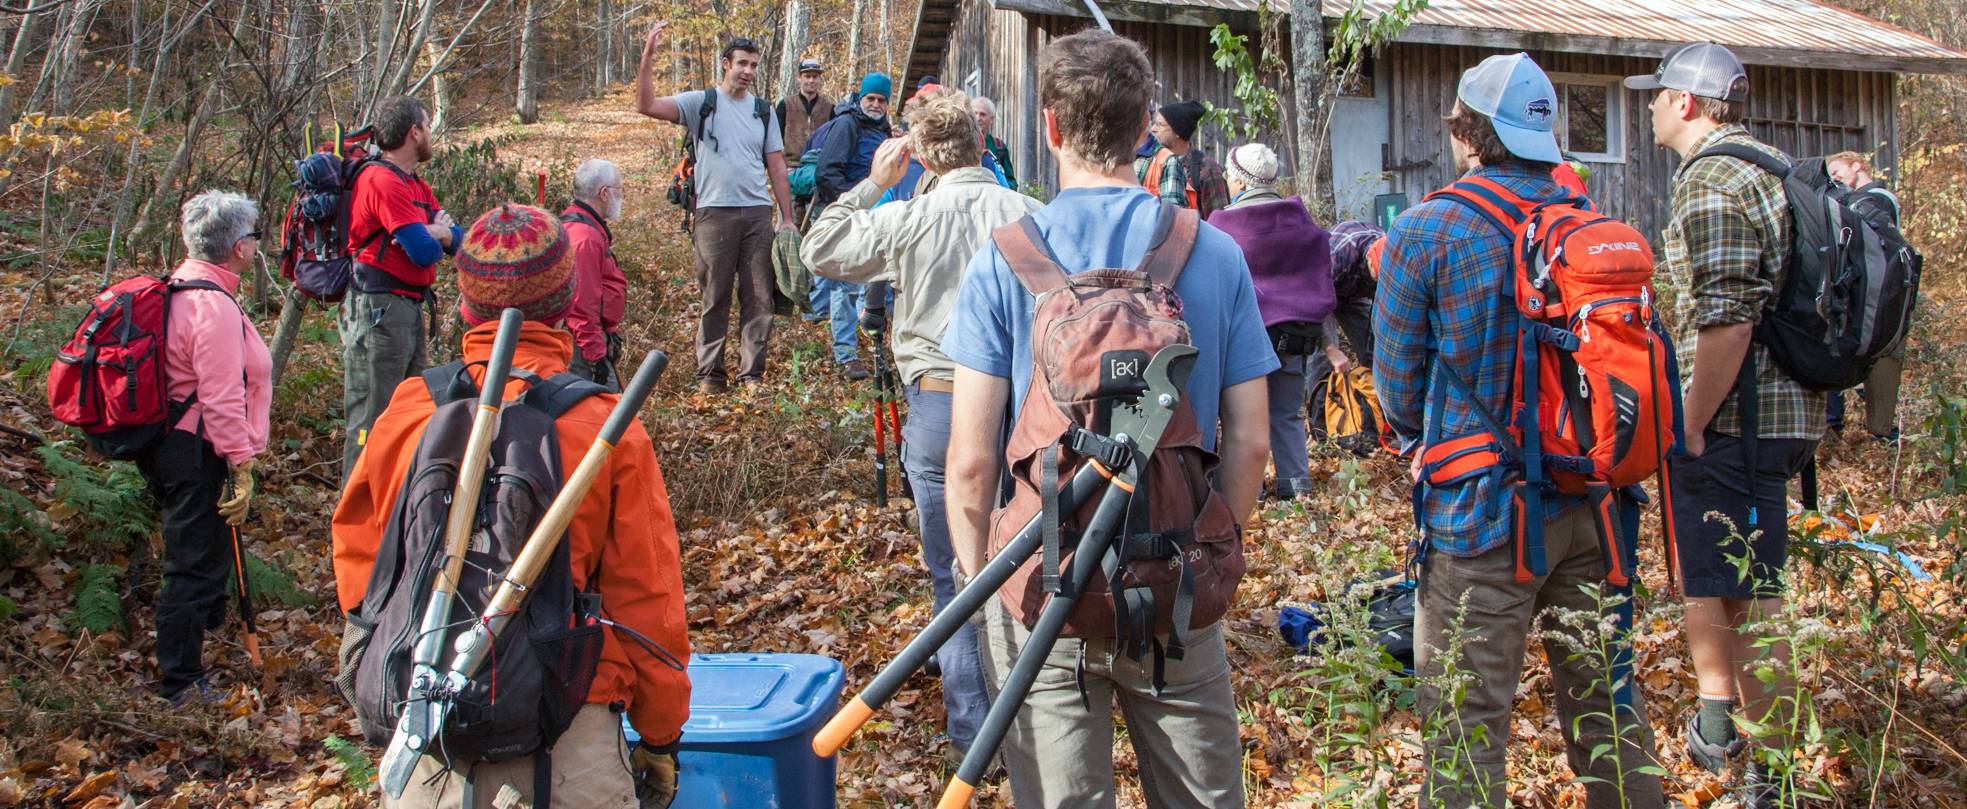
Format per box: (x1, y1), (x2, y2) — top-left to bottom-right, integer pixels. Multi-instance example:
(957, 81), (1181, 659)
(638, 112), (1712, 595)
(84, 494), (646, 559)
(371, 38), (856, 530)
(1549, 74), (1624, 163)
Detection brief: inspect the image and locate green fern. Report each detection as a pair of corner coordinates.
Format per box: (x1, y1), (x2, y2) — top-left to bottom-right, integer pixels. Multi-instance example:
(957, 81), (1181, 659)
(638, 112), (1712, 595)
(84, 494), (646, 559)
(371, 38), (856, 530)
(0, 595), (17, 622)
(323, 735), (377, 791)
(71, 563), (124, 634)
(0, 487), (55, 566)
(230, 552), (319, 609)
(36, 441), (156, 552)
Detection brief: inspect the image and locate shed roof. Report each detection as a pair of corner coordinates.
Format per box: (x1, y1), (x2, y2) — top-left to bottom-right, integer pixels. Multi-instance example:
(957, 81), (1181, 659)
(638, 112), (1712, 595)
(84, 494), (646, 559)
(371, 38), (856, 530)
(993, 0), (1967, 74)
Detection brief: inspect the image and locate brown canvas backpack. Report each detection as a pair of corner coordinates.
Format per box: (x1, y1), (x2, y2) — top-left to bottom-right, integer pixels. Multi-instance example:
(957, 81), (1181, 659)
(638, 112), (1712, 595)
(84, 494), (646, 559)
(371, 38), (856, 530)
(985, 203), (1245, 678)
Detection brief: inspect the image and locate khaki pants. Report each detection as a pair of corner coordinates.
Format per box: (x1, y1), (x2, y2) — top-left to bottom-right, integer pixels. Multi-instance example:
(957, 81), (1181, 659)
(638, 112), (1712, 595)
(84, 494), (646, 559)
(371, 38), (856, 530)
(340, 290), (427, 481)
(385, 704), (636, 809)
(1414, 506), (1663, 809)
(691, 205), (775, 384)
(979, 598), (1245, 809)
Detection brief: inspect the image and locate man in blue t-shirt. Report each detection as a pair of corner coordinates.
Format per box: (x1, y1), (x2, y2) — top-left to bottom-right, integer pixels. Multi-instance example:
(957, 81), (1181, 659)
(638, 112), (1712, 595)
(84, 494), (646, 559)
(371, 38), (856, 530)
(940, 29), (1275, 809)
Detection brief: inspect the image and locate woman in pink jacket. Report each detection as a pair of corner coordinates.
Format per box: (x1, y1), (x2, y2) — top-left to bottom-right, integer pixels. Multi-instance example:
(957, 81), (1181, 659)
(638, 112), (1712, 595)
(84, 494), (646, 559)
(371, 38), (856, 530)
(141, 190), (273, 705)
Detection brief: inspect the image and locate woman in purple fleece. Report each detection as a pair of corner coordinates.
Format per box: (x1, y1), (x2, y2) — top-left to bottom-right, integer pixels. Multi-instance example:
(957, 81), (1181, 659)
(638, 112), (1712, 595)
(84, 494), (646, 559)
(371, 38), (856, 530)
(1207, 143), (1345, 498)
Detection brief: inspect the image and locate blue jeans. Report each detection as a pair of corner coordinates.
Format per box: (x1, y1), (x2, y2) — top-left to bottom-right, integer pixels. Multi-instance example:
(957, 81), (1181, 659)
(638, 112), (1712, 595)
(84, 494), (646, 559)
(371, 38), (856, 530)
(813, 276), (863, 364)
(902, 383), (991, 751)
(1267, 353), (1311, 495)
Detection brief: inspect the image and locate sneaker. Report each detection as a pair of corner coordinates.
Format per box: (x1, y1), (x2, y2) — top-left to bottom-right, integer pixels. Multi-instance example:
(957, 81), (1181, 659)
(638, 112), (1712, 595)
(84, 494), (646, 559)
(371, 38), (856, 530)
(843, 359), (870, 381)
(1685, 713), (1744, 773)
(698, 378), (729, 395)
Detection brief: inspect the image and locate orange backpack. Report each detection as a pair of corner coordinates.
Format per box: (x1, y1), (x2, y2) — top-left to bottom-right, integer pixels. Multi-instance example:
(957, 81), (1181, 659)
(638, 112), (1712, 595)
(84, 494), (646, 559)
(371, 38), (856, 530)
(1415, 178), (1683, 587)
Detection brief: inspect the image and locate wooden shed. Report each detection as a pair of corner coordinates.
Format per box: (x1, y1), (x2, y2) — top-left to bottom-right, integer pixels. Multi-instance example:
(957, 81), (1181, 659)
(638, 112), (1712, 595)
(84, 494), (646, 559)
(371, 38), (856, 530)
(906, 0), (1967, 237)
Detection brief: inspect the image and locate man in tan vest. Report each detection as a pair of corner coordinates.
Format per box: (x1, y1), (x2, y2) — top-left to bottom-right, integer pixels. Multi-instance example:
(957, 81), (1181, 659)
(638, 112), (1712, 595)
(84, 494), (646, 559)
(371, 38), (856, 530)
(778, 58), (836, 224)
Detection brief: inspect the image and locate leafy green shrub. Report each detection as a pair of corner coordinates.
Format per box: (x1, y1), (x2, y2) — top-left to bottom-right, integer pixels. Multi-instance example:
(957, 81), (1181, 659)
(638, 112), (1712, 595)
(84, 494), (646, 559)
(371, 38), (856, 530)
(1930, 383), (1966, 494)
(420, 136), (531, 225)
(36, 441), (155, 552)
(2, 302), (88, 383)
(70, 563), (124, 634)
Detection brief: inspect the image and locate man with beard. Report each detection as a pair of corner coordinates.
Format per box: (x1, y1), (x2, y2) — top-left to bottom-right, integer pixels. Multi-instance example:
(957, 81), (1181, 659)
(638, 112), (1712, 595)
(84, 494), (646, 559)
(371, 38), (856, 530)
(563, 158), (628, 387)
(636, 25), (796, 393)
(340, 94), (460, 480)
(812, 72), (892, 380)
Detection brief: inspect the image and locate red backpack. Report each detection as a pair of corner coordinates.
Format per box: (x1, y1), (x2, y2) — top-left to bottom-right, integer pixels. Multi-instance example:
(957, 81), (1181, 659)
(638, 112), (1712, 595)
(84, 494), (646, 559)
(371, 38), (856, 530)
(47, 276), (225, 459)
(1414, 178), (1682, 587)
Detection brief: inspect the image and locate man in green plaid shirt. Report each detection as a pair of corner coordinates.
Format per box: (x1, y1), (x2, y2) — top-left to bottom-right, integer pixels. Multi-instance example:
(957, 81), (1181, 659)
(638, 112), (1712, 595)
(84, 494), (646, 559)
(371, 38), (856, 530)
(1630, 42), (1823, 808)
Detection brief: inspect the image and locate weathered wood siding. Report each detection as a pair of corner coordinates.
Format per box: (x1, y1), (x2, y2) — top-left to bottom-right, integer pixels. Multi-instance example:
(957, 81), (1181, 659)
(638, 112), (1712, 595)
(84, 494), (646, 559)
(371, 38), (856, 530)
(939, 12), (1899, 242)
(941, 11), (1294, 194)
(1382, 42), (1899, 239)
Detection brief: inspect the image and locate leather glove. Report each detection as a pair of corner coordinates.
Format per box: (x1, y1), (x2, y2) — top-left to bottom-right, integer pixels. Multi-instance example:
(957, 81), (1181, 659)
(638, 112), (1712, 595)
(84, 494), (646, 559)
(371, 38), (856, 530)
(216, 459), (256, 526)
(630, 741), (679, 809)
(606, 333), (624, 367)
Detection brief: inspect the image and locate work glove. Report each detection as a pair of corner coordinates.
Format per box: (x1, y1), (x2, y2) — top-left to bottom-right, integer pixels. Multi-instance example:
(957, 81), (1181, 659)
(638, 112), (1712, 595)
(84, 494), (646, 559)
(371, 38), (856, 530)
(216, 459), (256, 526)
(630, 741), (679, 809)
(859, 305), (887, 333)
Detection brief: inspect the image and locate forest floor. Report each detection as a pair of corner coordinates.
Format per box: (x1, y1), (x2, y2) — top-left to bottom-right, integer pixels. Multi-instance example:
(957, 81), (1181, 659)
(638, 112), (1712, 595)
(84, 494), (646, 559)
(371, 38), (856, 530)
(1, 90), (1965, 808)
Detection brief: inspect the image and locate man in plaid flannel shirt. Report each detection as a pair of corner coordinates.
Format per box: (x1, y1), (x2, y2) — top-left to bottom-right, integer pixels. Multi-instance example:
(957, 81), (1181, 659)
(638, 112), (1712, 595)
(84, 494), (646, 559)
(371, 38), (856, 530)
(1630, 42), (1820, 806)
(1375, 53), (1664, 808)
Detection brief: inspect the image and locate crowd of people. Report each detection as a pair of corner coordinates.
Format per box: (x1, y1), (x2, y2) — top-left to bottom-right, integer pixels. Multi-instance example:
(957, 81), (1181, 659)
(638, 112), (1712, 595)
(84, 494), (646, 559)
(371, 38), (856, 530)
(115, 18), (1918, 809)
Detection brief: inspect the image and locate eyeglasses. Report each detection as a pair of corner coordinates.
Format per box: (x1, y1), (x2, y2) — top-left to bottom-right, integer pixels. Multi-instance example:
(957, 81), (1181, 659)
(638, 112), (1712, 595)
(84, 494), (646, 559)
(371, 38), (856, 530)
(244, 230), (263, 241)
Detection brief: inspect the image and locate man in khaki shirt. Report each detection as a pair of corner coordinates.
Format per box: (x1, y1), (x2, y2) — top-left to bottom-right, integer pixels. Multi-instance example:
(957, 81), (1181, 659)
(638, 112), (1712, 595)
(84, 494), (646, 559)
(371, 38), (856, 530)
(800, 87), (1039, 760)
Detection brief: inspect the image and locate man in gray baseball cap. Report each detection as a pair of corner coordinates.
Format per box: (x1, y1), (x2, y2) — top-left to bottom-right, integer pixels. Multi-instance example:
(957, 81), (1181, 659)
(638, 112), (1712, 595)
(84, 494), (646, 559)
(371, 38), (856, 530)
(1639, 38), (1821, 809)
(1624, 41), (1750, 102)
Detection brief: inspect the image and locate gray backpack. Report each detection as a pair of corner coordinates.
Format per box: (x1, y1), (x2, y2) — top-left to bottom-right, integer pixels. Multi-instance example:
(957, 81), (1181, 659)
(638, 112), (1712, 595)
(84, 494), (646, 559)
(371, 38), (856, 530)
(336, 363), (609, 768)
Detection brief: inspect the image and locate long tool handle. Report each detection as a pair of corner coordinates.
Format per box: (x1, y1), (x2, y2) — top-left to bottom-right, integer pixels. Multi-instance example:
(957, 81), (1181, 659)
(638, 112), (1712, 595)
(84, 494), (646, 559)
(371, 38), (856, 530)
(228, 521), (262, 669)
(939, 476), (1137, 809)
(448, 349), (668, 679)
(811, 458), (1116, 758)
(411, 308), (525, 668)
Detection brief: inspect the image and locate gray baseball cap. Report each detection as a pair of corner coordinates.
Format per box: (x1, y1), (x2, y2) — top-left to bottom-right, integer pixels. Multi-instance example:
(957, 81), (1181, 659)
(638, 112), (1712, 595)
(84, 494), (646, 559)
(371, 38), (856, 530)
(798, 58), (824, 74)
(1624, 42), (1749, 102)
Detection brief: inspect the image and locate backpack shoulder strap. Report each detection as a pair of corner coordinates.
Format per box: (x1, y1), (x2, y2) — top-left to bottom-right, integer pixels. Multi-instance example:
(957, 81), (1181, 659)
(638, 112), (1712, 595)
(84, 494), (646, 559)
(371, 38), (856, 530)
(1426, 177), (1530, 239)
(1138, 204), (1200, 287)
(421, 361), (477, 407)
(693, 89), (717, 154)
(1690, 142), (1791, 177)
(992, 215), (1071, 296)
(753, 97), (772, 153)
(522, 371), (611, 418)
(560, 210), (599, 230)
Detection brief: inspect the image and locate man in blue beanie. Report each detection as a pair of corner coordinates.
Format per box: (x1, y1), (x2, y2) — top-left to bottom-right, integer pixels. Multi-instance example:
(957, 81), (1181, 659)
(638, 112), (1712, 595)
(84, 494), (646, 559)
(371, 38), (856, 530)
(812, 72), (893, 380)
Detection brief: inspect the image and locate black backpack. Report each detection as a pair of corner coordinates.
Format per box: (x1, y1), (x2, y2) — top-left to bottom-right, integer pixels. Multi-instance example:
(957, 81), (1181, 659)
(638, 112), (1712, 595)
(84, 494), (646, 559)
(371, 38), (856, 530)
(666, 89), (773, 213)
(336, 363), (610, 767)
(1690, 144), (1923, 391)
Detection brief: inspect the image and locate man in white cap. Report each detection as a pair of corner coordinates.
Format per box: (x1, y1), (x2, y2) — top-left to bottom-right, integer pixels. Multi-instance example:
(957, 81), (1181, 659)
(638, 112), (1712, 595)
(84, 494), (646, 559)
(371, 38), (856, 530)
(1375, 52), (1664, 808)
(1630, 42), (1812, 807)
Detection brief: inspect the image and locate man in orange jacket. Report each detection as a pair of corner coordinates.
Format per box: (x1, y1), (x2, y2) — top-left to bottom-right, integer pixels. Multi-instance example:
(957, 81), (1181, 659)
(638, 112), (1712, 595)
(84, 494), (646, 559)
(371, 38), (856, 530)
(333, 203), (689, 808)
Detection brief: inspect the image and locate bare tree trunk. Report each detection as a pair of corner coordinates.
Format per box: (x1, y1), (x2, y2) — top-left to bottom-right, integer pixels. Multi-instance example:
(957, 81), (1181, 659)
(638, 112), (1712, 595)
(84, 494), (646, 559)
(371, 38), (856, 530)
(1289, 0), (1334, 216)
(424, 39), (450, 131)
(877, 0), (890, 78)
(593, 0), (614, 95)
(267, 287), (309, 389)
(778, 0), (808, 100)
(516, 0), (540, 122)
(385, 0), (439, 97)
(282, 0), (323, 117)
(104, 0), (179, 282)
(847, 0), (863, 79)
(49, 0), (100, 113)
(128, 78), (224, 253)
(0, 0), (43, 126)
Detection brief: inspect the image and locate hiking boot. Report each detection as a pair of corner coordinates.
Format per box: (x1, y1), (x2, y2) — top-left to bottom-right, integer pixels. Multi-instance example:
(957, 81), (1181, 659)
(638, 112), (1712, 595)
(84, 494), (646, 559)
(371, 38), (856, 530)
(1685, 713), (1744, 773)
(1735, 762), (1792, 809)
(698, 378), (729, 395)
(161, 677), (222, 708)
(737, 375), (765, 390)
(843, 359), (870, 381)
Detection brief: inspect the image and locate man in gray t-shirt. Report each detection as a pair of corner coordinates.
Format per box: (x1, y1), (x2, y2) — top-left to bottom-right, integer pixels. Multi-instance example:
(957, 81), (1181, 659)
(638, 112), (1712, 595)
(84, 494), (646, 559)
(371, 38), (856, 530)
(637, 23), (796, 392)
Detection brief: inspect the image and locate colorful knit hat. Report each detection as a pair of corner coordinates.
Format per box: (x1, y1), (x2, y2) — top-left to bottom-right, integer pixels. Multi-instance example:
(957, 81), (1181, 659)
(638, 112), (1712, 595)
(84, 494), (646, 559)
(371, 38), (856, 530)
(456, 203), (576, 326)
